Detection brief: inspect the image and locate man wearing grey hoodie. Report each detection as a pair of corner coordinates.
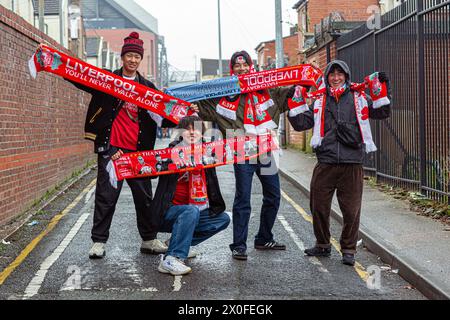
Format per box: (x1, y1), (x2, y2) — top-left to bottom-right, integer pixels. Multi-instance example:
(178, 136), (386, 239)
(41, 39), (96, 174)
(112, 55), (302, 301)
(288, 60), (391, 266)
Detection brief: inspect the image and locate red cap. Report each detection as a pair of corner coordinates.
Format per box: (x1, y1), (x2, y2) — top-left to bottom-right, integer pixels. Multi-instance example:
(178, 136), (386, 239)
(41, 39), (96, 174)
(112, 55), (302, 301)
(121, 32), (144, 58)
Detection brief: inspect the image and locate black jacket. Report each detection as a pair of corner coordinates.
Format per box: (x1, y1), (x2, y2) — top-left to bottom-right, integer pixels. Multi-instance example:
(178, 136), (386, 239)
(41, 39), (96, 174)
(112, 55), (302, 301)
(149, 141), (226, 231)
(288, 60), (391, 164)
(70, 68), (175, 153)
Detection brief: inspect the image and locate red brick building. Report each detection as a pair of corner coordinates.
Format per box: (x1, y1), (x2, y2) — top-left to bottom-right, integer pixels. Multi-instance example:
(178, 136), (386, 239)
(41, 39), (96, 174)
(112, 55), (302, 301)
(295, 0), (379, 63)
(255, 32), (299, 70)
(82, 0), (160, 84)
(0, 6), (93, 227)
(85, 29), (158, 81)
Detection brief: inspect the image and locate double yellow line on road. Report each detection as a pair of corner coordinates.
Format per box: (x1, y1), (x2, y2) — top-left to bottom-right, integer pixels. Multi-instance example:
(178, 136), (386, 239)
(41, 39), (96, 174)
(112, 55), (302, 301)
(0, 179), (96, 285)
(280, 190), (369, 282)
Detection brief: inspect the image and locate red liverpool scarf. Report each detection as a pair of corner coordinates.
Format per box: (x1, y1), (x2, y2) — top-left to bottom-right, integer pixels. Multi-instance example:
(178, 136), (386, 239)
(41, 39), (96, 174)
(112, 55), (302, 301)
(216, 65), (282, 134)
(365, 72), (390, 108)
(330, 85), (347, 102)
(108, 133), (277, 187)
(216, 91), (278, 135)
(287, 72), (389, 115)
(28, 44), (194, 124)
(290, 73), (390, 153)
(308, 91), (377, 153)
(287, 85), (309, 116)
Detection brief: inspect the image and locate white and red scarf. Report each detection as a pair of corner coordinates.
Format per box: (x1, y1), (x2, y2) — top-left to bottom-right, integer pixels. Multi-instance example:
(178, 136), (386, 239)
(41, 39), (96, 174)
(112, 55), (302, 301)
(310, 90), (377, 153)
(216, 64), (278, 134)
(287, 85), (309, 117)
(216, 90), (278, 135)
(293, 72), (390, 153)
(365, 72), (390, 108)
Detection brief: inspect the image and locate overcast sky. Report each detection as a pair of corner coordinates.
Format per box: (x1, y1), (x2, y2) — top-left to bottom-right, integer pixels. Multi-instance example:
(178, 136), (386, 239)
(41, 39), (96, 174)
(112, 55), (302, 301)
(134, 0), (298, 71)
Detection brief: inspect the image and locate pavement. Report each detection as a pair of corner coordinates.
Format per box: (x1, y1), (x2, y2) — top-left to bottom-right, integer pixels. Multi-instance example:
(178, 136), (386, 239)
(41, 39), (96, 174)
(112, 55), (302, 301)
(0, 138), (426, 300)
(278, 147), (450, 300)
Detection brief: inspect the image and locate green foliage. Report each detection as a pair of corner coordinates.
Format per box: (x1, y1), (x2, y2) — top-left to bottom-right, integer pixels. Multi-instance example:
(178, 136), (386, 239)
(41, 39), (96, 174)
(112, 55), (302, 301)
(371, 181), (449, 221)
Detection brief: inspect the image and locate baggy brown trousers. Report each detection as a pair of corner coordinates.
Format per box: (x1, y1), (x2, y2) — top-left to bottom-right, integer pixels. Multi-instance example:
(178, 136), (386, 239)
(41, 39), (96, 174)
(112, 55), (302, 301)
(310, 163), (364, 254)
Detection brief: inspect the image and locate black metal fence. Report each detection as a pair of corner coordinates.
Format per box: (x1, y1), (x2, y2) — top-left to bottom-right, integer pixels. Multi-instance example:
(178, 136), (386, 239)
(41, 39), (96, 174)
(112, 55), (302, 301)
(336, 0), (450, 204)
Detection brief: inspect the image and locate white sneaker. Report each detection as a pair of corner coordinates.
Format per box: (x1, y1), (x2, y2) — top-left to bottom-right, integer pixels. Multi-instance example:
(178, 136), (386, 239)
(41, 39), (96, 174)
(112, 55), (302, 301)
(140, 239), (168, 254)
(164, 239), (198, 259)
(89, 242), (105, 259)
(158, 255), (192, 276)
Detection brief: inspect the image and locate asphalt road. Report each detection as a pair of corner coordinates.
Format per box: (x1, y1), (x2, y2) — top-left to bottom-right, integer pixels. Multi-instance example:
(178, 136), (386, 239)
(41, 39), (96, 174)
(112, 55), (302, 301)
(0, 146), (425, 300)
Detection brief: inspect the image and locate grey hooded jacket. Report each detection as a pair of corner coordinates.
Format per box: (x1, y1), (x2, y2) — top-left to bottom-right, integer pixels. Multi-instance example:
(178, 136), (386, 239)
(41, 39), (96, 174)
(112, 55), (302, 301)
(288, 60), (391, 164)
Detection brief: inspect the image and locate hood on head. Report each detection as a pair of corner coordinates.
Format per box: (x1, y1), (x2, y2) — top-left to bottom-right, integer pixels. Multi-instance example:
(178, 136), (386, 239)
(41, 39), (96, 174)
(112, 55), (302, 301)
(324, 60), (351, 87)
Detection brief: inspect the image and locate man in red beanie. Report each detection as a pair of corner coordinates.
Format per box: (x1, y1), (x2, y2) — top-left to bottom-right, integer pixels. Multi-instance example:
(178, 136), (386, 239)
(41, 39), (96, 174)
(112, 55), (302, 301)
(69, 32), (173, 259)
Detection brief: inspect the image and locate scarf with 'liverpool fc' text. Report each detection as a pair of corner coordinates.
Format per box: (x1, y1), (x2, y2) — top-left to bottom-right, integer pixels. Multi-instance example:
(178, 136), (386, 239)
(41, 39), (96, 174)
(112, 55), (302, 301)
(28, 44), (195, 124)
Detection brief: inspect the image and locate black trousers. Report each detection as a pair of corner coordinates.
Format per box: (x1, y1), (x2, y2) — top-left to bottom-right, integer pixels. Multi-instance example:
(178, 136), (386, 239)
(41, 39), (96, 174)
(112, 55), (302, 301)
(92, 147), (157, 243)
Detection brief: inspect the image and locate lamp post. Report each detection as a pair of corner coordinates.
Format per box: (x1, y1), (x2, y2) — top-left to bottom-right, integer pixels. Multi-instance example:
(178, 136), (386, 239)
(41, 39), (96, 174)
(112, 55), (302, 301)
(218, 0), (223, 77)
(275, 0), (287, 147)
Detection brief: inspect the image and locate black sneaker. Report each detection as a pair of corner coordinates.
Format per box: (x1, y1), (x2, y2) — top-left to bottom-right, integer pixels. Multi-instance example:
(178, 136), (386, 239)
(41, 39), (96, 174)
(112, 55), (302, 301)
(304, 246), (331, 257)
(254, 241), (286, 250)
(232, 249), (248, 261)
(342, 253), (355, 266)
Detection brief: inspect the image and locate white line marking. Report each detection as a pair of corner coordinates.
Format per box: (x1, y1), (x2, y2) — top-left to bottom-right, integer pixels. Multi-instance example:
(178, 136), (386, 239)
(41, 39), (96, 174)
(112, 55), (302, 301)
(125, 261), (143, 286)
(172, 276), (182, 292)
(23, 186), (95, 299)
(85, 187), (96, 204)
(61, 286), (158, 293)
(277, 214), (329, 273)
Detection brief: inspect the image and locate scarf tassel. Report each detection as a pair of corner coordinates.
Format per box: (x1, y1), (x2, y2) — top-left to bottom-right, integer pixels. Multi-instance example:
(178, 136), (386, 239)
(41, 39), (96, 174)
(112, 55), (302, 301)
(106, 160), (118, 189)
(372, 97), (390, 109)
(216, 104), (237, 120)
(258, 99), (275, 112)
(288, 104), (309, 117)
(28, 54), (38, 79)
(310, 136), (323, 149)
(365, 141), (378, 153)
(256, 119), (278, 132)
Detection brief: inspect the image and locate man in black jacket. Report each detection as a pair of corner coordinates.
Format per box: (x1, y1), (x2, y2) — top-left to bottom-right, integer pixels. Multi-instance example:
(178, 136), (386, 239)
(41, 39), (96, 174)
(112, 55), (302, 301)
(150, 116), (230, 275)
(70, 32), (173, 259)
(288, 60), (391, 266)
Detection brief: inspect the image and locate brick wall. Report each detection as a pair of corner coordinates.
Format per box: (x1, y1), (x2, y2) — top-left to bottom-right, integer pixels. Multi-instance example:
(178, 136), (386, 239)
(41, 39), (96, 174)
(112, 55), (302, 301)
(306, 41), (338, 70)
(289, 0), (377, 149)
(287, 40), (338, 149)
(307, 0), (379, 30)
(256, 34), (299, 69)
(0, 6), (94, 226)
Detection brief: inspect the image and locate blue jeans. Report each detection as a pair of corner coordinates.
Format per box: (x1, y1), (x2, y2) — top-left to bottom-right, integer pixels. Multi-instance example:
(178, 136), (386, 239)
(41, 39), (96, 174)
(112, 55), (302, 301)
(160, 205), (230, 260)
(230, 160), (281, 251)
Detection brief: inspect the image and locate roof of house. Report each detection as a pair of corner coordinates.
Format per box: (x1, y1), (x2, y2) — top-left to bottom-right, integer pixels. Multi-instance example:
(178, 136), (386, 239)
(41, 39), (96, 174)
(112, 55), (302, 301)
(104, 0), (158, 34)
(32, 0), (59, 15)
(292, 0), (307, 10)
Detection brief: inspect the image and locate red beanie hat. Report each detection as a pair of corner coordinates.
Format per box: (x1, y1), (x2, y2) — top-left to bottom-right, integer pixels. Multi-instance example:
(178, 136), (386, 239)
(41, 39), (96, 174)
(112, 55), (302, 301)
(121, 32), (144, 58)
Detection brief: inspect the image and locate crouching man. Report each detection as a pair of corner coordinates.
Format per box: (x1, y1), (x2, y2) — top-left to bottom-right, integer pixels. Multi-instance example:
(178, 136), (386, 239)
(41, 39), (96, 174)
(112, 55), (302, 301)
(149, 116), (231, 275)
